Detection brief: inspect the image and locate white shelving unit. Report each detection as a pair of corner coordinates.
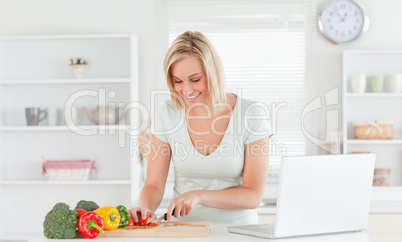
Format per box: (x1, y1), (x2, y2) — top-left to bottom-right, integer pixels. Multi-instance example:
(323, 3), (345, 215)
(0, 180), (131, 185)
(342, 50), (402, 201)
(0, 125), (131, 131)
(347, 139), (402, 145)
(347, 93), (402, 98)
(0, 78), (130, 85)
(0, 34), (140, 241)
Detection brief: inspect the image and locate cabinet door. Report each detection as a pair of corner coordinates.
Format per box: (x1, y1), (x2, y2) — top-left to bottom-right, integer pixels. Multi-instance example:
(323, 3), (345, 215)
(367, 214), (402, 234)
(370, 234), (402, 242)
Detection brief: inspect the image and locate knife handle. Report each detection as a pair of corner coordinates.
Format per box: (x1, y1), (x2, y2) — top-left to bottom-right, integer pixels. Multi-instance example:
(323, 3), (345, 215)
(164, 208), (176, 220)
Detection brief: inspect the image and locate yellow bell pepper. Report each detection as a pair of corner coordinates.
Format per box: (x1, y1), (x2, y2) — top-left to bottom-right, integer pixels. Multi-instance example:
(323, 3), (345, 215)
(94, 206), (121, 230)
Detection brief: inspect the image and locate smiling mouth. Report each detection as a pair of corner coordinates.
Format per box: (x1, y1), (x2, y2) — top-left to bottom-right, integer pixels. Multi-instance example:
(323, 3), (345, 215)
(185, 92), (201, 101)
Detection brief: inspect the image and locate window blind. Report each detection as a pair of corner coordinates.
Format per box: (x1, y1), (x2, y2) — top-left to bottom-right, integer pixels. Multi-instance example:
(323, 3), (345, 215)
(155, 0), (319, 182)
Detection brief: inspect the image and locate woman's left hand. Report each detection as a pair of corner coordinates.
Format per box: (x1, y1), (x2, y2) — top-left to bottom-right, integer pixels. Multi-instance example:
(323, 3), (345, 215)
(166, 190), (202, 221)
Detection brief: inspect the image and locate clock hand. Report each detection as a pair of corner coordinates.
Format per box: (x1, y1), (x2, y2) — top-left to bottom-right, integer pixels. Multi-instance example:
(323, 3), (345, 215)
(343, 12), (353, 22)
(336, 13), (345, 23)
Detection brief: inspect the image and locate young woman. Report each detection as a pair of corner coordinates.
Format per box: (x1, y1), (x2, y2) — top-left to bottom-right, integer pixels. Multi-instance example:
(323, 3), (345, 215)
(130, 31), (272, 224)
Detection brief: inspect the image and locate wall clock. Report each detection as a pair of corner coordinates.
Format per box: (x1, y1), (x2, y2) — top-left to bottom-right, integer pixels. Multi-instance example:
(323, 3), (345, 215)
(318, 0), (369, 44)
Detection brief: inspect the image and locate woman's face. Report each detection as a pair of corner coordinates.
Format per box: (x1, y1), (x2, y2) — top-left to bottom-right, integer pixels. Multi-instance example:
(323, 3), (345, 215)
(171, 55), (209, 107)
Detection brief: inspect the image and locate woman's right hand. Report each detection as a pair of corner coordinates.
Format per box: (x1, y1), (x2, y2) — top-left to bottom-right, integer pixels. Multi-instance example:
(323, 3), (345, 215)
(129, 207), (157, 224)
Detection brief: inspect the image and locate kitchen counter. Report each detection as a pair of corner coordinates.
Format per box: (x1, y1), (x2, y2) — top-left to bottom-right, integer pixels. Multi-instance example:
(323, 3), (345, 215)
(20, 201), (402, 242)
(28, 225), (383, 242)
(155, 200), (402, 215)
(255, 201), (402, 215)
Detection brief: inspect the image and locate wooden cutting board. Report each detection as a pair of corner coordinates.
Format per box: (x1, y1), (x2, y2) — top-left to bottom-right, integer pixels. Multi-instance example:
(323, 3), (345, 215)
(81, 221), (212, 238)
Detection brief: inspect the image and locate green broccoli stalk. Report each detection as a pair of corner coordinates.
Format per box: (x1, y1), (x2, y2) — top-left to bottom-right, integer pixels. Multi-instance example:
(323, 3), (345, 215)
(43, 203), (78, 239)
(74, 200), (100, 211)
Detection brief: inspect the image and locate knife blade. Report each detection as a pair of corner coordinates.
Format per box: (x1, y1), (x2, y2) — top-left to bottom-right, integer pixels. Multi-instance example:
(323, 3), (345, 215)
(149, 208), (176, 224)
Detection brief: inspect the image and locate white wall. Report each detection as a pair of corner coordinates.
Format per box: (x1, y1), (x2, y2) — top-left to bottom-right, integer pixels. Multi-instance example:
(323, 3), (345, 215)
(0, 0), (401, 141)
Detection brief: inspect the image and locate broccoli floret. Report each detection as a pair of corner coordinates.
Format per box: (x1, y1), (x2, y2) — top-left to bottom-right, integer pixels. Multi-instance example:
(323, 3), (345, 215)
(43, 202), (78, 239)
(74, 200), (99, 211)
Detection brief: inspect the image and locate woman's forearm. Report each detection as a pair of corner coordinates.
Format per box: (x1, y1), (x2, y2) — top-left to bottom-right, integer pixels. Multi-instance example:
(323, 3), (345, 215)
(197, 187), (263, 210)
(138, 183), (165, 212)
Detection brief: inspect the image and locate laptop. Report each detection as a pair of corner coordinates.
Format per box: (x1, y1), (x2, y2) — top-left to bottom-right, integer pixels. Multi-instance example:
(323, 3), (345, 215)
(228, 154), (376, 239)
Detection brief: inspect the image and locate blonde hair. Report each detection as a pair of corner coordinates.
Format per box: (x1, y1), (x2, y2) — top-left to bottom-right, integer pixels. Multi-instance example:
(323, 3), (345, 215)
(163, 31), (227, 114)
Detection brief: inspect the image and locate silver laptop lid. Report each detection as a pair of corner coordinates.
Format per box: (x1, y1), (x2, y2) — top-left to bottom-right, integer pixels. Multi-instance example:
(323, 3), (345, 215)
(274, 154), (375, 238)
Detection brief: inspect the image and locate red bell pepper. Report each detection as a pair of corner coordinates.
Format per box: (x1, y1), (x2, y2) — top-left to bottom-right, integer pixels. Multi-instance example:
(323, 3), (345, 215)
(78, 212), (105, 239)
(137, 216), (152, 226)
(128, 218), (134, 226)
(76, 209), (87, 219)
(128, 213), (159, 227)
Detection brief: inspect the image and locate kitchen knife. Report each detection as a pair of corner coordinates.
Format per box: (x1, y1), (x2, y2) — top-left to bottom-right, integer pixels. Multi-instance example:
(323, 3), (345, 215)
(149, 208), (176, 224)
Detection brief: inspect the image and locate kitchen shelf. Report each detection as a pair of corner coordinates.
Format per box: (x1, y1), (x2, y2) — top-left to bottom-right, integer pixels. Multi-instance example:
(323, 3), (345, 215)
(342, 50), (402, 191)
(0, 78), (130, 85)
(0, 125), (131, 131)
(0, 34), (132, 40)
(371, 186), (402, 201)
(0, 180), (130, 185)
(347, 93), (402, 98)
(0, 34), (141, 236)
(347, 139), (402, 145)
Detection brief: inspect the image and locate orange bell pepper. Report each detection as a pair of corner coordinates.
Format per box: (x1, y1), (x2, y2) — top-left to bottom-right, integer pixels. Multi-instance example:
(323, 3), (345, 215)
(93, 206), (121, 230)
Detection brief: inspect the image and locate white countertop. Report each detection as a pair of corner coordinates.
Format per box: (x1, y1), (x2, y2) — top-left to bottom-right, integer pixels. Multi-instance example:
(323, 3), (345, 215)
(24, 202), (402, 242)
(155, 200), (402, 215)
(256, 201), (402, 215)
(27, 225), (382, 242)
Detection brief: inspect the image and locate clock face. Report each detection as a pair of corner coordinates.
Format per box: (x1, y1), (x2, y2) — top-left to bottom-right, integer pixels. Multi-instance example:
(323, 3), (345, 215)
(319, 0), (368, 43)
